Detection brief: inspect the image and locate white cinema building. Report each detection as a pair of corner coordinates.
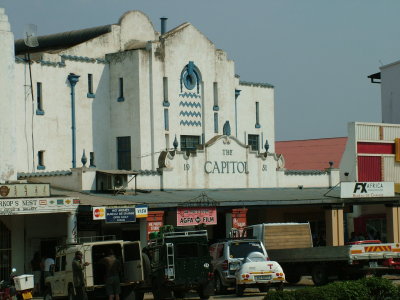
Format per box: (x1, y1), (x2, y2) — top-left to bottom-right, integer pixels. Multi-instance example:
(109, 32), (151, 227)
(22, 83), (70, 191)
(2, 8), (400, 277)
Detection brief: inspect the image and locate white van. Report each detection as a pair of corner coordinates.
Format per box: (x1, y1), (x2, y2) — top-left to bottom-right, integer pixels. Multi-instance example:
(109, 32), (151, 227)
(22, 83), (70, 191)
(43, 238), (146, 300)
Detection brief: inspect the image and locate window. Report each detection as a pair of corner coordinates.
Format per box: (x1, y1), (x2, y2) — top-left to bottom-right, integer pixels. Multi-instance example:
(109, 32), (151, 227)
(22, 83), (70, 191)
(36, 82), (44, 115)
(214, 113), (218, 133)
(37, 150), (45, 170)
(87, 74), (95, 98)
(255, 101), (260, 128)
(163, 77), (169, 106)
(180, 135), (200, 152)
(164, 109), (169, 131)
(248, 134), (259, 151)
(117, 137), (131, 170)
(117, 77), (124, 102)
(61, 256), (66, 271)
(213, 82), (219, 111)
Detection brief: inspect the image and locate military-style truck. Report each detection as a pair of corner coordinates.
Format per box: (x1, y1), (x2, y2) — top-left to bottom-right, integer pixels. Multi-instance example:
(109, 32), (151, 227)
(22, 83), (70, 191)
(244, 223), (400, 285)
(143, 228), (214, 300)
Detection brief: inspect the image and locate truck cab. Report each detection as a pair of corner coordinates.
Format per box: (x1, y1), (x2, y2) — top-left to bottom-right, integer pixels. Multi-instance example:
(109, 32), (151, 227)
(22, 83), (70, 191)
(44, 238), (144, 300)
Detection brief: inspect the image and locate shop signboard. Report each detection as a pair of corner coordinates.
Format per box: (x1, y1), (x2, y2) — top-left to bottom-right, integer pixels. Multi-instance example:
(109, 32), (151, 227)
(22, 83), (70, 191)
(147, 211), (164, 239)
(176, 207), (217, 226)
(0, 197), (79, 215)
(341, 182), (394, 198)
(0, 183), (50, 198)
(105, 207), (136, 223)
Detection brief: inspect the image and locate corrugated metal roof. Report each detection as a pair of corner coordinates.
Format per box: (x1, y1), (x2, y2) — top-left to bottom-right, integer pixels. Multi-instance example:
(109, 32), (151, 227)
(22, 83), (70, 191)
(276, 137), (347, 171)
(51, 187), (400, 209)
(15, 24), (112, 55)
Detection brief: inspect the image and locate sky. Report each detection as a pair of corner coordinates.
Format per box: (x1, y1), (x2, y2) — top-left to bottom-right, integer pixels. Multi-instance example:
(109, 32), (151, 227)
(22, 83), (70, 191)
(1, 0), (399, 141)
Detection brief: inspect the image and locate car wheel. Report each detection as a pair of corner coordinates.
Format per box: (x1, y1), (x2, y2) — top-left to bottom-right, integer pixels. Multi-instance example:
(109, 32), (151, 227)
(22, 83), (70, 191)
(43, 289), (53, 300)
(174, 290), (186, 299)
(67, 285), (74, 300)
(285, 271), (302, 284)
(311, 265), (328, 286)
(235, 284), (245, 297)
(135, 291), (144, 300)
(258, 285), (269, 293)
(214, 274), (227, 294)
(275, 282), (284, 291)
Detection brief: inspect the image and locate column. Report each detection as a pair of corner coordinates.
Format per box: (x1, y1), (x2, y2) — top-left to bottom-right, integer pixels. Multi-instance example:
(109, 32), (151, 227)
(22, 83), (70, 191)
(67, 211), (77, 244)
(0, 8), (16, 182)
(140, 218), (148, 247)
(386, 205), (400, 243)
(325, 207), (344, 246)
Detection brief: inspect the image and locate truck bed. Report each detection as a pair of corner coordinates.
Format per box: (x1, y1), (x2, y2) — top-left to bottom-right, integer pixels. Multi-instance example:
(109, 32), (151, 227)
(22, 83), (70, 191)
(268, 243), (400, 263)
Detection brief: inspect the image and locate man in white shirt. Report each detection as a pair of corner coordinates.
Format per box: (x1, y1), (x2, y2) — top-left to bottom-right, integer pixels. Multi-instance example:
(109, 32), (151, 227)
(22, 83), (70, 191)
(43, 256), (55, 279)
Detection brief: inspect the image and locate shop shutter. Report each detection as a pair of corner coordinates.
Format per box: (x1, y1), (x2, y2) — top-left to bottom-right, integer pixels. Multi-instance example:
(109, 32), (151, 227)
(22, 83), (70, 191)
(358, 156), (382, 182)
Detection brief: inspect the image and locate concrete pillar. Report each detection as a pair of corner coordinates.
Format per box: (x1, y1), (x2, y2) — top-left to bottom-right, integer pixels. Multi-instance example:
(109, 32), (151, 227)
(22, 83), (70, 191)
(0, 8), (16, 182)
(325, 207), (344, 246)
(67, 211), (78, 243)
(225, 212), (232, 238)
(140, 218), (147, 248)
(386, 205), (400, 243)
(11, 216), (25, 273)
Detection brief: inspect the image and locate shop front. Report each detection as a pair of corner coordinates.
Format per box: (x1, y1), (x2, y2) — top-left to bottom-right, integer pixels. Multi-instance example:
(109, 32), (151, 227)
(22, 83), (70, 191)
(0, 183), (79, 280)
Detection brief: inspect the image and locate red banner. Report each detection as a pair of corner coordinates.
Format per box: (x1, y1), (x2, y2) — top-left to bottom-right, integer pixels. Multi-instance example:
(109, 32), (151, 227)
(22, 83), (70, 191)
(177, 207), (217, 226)
(146, 211), (164, 239)
(232, 208), (248, 229)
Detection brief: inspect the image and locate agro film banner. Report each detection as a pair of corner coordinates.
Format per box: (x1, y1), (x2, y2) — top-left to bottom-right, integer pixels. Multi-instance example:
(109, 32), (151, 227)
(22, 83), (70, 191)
(177, 207), (217, 226)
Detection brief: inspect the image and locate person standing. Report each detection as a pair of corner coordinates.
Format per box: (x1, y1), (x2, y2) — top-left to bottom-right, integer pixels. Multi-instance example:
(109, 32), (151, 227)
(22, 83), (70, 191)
(102, 249), (121, 300)
(43, 255), (55, 279)
(30, 252), (42, 296)
(72, 251), (89, 300)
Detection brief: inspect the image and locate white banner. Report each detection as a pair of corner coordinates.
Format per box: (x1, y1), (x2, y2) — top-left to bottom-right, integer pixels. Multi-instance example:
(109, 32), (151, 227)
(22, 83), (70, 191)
(341, 182), (394, 198)
(0, 197), (79, 215)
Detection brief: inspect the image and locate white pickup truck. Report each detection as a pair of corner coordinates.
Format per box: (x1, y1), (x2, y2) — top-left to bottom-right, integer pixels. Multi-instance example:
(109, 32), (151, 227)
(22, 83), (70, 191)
(244, 223), (400, 285)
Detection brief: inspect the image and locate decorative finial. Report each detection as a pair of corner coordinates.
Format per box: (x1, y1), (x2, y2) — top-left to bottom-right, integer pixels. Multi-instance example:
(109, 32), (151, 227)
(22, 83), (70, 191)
(81, 149), (87, 167)
(264, 139), (270, 152)
(223, 121), (231, 136)
(173, 135), (179, 150)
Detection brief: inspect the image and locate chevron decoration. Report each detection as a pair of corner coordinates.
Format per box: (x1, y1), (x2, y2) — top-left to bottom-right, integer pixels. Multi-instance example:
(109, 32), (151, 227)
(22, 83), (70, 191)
(179, 111), (202, 118)
(180, 120), (202, 127)
(179, 101), (202, 108)
(179, 92), (201, 99)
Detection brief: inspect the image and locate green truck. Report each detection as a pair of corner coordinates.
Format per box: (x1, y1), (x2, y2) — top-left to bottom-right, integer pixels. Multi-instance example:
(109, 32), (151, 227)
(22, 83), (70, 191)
(142, 228), (214, 300)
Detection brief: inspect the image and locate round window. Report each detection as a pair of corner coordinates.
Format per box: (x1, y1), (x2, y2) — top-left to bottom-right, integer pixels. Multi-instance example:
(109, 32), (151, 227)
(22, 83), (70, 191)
(183, 71), (196, 90)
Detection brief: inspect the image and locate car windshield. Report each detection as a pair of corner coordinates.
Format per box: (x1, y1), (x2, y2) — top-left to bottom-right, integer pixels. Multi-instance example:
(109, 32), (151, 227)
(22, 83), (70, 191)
(229, 242), (263, 258)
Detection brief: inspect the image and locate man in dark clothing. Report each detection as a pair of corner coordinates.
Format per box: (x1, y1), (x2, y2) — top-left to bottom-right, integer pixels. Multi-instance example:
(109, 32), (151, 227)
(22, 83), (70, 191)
(102, 249), (121, 300)
(72, 251), (89, 300)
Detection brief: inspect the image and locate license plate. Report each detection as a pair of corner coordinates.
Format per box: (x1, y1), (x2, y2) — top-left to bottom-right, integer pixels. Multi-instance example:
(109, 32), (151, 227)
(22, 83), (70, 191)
(22, 291), (32, 300)
(255, 275), (272, 281)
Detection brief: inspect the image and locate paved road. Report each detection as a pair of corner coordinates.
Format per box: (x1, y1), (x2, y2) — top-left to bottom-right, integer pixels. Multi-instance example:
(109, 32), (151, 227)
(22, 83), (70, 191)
(31, 276), (400, 300)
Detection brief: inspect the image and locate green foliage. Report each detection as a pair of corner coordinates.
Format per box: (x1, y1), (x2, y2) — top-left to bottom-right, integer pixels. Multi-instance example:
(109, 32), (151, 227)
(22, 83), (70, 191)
(264, 277), (399, 300)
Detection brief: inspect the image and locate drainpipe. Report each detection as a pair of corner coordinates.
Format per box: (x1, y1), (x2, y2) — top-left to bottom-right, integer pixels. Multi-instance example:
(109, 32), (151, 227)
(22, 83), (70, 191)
(235, 89), (241, 137)
(160, 17), (168, 35)
(67, 73), (80, 168)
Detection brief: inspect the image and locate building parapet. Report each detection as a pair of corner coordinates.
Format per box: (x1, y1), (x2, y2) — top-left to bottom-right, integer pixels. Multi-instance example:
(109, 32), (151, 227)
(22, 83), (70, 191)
(239, 80), (274, 88)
